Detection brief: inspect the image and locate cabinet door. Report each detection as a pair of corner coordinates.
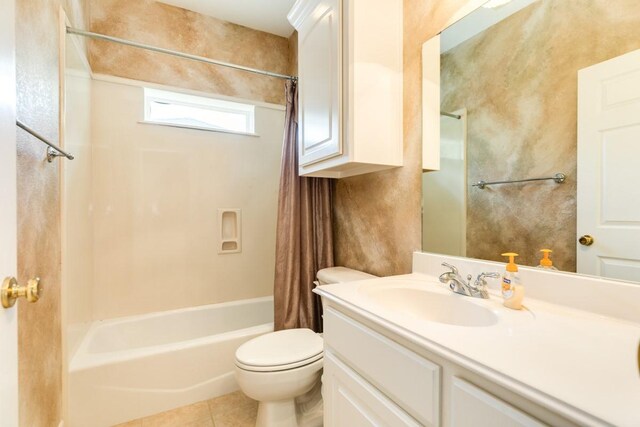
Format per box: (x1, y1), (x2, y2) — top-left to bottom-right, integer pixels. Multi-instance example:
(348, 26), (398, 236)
(451, 377), (545, 427)
(324, 351), (421, 427)
(324, 307), (441, 426)
(297, 0), (342, 167)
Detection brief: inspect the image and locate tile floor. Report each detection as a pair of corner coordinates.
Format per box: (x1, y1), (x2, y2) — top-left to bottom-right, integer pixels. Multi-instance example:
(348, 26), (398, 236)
(113, 391), (258, 427)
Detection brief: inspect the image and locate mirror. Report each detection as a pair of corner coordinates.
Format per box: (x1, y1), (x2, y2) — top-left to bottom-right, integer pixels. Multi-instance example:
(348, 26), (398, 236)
(422, 0), (640, 283)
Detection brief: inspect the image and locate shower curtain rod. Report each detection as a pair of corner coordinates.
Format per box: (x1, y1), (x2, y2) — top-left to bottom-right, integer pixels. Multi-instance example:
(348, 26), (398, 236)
(66, 27), (298, 81)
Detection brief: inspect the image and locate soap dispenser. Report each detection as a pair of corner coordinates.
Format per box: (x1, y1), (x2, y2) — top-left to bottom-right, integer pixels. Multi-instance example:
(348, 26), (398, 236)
(537, 249), (558, 270)
(500, 252), (524, 310)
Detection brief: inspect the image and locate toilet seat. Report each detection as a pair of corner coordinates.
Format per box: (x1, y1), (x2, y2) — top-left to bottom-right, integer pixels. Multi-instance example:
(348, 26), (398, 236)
(235, 328), (323, 372)
(235, 352), (323, 372)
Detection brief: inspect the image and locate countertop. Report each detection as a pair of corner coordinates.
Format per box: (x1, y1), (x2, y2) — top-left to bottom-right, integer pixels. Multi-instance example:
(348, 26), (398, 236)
(316, 273), (640, 427)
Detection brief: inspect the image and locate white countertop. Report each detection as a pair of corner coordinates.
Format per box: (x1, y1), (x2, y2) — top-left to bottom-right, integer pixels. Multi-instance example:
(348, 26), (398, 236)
(316, 273), (640, 427)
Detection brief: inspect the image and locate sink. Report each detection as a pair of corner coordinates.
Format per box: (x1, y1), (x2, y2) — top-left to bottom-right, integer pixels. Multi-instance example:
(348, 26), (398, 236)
(363, 286), (498, 327)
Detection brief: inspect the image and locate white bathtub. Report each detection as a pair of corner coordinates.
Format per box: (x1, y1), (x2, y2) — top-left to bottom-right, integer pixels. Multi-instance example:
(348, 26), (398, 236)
(68, 296), (273, 427)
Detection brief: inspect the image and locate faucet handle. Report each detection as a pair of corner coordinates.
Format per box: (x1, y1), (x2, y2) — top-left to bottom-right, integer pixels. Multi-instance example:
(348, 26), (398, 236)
(441, 262), (459, 275)
(478, 272), (500, 280)
(474, 272), (501, 288)
(439, 262), (460, 284)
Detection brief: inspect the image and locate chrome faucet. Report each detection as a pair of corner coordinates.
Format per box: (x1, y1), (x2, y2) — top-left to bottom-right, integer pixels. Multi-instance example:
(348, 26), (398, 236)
(439, 262), (499, 299)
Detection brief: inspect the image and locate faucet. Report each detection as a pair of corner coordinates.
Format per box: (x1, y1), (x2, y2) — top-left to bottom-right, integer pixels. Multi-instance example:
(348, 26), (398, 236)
(439, 262), (499, 299)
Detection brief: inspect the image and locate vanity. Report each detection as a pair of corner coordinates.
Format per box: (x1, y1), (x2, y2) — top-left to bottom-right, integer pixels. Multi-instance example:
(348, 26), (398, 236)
(305, 0), (640, 423)
(315, 252), (640, 427)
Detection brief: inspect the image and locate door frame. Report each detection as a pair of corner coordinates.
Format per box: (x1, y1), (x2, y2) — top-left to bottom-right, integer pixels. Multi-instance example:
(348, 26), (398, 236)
(0, 0), (19, 425)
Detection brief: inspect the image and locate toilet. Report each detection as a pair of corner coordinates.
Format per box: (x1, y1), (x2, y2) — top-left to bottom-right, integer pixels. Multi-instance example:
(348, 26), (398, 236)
(234, 267), (376, 427)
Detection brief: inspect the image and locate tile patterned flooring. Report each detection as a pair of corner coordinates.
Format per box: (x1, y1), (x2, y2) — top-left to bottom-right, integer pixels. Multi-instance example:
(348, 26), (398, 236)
(114, 391), (258, 427)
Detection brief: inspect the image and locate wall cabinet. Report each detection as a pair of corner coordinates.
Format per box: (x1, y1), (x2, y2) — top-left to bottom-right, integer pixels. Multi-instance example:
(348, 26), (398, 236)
(322, 306), (578, 427)
(288, 0), (403, 178)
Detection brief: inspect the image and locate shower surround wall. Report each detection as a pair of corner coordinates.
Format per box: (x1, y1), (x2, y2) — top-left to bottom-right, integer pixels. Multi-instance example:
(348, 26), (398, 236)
(90, 78), (284, 319)
(88, 0), (291, 105)
(440, 0), (640, 271)
(63, 33), (94, 357)
(60, 0), (291, 321)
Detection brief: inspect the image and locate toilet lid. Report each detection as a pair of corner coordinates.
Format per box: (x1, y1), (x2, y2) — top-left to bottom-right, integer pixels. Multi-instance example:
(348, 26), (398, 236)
(235, 328), (323, 372)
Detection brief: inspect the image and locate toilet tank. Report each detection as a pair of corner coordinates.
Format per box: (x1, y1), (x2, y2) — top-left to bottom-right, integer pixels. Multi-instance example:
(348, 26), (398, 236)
(316, 267), (377, 286)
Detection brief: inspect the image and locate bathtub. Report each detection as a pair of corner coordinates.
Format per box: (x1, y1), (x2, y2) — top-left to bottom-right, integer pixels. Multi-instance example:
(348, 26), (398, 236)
(68, 296), (273, 427)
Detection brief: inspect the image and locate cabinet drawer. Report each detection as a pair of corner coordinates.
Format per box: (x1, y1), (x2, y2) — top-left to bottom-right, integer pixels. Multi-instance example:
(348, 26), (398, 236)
(324, 350), (421, 427)
(451, 377), (545, 427)
(324, 307), (441, 427)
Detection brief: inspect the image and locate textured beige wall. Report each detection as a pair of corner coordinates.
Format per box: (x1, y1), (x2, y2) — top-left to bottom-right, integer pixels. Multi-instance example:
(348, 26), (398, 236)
(334, 0), (468, 276)
(440, 0), (640, 270)
(88, 0), (291, 105)
(16, 0), (88, 425)
(289, 31), (298, 76)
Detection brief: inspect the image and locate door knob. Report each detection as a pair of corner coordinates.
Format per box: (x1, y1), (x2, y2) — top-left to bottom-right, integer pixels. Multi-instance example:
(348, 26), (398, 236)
(578, 235), (594, 246)
(2, 277), (42, 309)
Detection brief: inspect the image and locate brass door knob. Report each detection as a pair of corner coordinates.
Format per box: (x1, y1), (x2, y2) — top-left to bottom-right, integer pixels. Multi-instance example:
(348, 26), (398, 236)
(578, 235), (594, 246)
(2, 277), (42, 309)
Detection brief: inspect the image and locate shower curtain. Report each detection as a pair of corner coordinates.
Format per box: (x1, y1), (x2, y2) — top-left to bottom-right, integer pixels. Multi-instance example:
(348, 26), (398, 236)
(274, 80), (334, 333)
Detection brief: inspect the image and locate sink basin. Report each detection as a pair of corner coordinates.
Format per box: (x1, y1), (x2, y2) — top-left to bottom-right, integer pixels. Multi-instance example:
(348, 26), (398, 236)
(363, 287), (498, 327)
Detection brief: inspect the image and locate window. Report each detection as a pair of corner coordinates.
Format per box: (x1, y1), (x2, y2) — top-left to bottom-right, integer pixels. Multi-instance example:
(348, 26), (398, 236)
(143, 88), (256, 134)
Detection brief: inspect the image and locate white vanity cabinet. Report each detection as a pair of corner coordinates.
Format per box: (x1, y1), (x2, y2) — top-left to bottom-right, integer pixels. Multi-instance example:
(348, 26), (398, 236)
(323, 351), (422, 427)
(322, 306), (578, 427)
(287, 0), (403, 178)
(450, 378), (544, 427)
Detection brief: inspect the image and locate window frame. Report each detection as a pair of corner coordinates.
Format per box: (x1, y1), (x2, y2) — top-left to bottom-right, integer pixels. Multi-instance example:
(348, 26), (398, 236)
(141, 88), (257, 136)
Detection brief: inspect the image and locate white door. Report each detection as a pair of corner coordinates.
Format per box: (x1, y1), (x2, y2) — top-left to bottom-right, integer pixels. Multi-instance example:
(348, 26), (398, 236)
(0, 0), (19, 425)
(294, 0), (342, 168)
(577, 49), (640, 282)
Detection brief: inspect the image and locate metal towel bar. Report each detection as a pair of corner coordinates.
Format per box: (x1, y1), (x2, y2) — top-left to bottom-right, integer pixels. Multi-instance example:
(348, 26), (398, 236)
(16, 120), (74, 162)
(440, 111), (462, 119)
(473, 173), (566, 189)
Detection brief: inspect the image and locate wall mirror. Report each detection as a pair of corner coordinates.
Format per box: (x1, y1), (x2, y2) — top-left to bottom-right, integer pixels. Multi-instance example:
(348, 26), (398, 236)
(421, 0), (640, 283)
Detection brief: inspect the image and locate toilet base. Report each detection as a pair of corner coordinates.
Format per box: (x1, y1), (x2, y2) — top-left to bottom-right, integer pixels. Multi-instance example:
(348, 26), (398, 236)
(254, 381), (324, 427)
(256, 399), (297, 427)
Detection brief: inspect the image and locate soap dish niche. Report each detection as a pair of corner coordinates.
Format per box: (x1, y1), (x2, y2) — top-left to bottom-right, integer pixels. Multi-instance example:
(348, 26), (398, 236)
(218, 208), (241, 254)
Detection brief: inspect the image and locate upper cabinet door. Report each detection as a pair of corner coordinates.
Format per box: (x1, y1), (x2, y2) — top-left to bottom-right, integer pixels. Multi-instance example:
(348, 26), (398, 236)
(293, 0), (342, 167)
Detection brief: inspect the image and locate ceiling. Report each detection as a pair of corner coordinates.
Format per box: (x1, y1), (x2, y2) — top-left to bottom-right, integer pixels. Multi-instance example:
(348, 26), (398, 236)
(158, 0), (297, 38)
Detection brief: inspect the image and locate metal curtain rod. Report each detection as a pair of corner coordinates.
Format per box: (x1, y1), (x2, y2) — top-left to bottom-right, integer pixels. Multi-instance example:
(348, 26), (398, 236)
(16, 120), (74, 162)
(66, 27), (298, 81)
(440, 111), (461, 120)
(473, 173), (566, 189)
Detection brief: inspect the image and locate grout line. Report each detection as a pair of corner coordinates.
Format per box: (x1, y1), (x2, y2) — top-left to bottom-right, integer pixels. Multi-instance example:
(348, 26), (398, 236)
(209, 401), (216, 426)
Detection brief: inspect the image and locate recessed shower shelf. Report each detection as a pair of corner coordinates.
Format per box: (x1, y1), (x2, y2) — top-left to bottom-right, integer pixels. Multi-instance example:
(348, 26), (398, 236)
(218, 209), (241, 254)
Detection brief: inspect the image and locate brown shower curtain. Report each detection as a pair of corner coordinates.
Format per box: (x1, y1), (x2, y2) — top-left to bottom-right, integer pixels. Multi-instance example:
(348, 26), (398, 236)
(274, 80), (334, 333)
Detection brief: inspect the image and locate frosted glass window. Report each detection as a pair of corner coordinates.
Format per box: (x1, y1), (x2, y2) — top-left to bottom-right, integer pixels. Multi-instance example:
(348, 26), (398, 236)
(144, 88), (255, 134)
